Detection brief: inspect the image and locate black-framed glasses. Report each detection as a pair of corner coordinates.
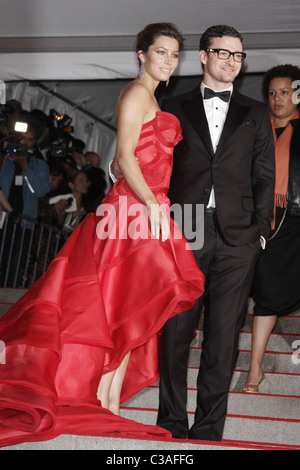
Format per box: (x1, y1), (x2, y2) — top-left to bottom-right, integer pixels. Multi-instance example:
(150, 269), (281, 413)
(206, 48), (246, 63)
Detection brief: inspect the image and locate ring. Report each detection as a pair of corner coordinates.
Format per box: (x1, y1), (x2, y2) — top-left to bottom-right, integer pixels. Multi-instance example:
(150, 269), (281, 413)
(155, 222), (160, 226)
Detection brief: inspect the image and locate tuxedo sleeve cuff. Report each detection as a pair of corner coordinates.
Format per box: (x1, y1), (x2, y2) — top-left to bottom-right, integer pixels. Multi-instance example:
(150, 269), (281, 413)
(260, 236), (266, 249)
(109, 160), (118, 183)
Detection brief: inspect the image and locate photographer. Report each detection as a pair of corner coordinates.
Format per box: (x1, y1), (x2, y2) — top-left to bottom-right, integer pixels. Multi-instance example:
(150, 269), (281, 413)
(46, 132), (77, 178)
(0, 124), (49, 220)
(0, 124), (50, 286)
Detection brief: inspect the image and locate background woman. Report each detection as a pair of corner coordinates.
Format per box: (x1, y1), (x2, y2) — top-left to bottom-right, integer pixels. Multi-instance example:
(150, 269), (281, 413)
(62, 170), (90, 233)
(243, 64), (300, 393)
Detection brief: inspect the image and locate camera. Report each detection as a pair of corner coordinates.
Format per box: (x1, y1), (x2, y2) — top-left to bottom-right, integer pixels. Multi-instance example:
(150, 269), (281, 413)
(50, 142), (67, 159)
(7, 141), (34, 158)
(49, 109), (73, 132)
(6, 129), (34, 157)
(47, 138), (75, 167)
(8, 142), (28, 157)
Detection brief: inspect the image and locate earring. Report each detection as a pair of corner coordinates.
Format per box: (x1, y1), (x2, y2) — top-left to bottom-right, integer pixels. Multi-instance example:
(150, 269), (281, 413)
(166, 79), (170, 87)
(138, 63), (144, 79)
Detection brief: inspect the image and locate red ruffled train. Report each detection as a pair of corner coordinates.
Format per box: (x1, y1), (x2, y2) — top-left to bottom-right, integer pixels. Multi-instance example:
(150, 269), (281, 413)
(0, 111), (204, 447)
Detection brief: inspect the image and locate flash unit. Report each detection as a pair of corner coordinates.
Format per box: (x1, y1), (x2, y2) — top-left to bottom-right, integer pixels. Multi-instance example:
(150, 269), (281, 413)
(14, 121), (28, 133)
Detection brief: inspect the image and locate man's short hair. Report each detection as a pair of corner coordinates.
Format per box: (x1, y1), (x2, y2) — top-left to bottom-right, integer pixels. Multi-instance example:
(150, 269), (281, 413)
(199, 25), (243, 52)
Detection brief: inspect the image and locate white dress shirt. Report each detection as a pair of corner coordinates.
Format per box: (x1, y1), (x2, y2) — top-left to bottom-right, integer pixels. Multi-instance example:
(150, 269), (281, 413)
(201, 82), (233, 209)
(201, 83), (265, 248)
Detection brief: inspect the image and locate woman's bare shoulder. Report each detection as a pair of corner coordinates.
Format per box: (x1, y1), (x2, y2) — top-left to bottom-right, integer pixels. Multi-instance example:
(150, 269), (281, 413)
(117, 81), (153, 116)
(120, 80), (151, 99)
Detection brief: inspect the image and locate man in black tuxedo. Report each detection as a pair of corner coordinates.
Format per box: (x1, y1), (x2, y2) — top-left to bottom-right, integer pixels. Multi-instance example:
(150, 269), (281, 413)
(156, 25), (275, 441)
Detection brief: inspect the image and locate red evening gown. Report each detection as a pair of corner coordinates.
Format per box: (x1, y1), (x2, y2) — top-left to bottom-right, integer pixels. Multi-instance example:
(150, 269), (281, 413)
(0, 111), (204, 447)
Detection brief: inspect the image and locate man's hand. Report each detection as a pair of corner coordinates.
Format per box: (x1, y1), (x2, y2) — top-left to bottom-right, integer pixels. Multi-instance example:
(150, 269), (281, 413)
(110, 158), (123, 180)
(8, 154), (29, 172)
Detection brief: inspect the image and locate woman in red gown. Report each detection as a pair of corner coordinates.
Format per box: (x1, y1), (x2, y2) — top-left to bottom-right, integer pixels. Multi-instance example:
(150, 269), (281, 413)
(0, 23), (204, 447)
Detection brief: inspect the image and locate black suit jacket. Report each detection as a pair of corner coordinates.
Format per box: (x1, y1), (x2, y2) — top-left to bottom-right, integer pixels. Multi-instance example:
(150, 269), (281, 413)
(287, 117), (300, 215)
(163, 85), (275, 246)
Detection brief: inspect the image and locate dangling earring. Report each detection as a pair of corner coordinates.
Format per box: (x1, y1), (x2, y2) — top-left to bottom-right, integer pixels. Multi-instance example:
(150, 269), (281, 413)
(166, 79), (170, 87)
(138, 63), (144, 79)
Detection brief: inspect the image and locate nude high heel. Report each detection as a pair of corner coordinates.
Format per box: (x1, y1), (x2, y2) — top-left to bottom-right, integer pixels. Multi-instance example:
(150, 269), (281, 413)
(242, 372), (265, 394)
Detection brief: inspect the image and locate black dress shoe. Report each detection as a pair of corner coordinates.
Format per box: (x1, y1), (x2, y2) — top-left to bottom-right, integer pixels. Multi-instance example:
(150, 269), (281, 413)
(171, 432), (188, 439)
(157, 420), (188, 439)
(159, 426), (187, 439)
(188, 430), (222, 442)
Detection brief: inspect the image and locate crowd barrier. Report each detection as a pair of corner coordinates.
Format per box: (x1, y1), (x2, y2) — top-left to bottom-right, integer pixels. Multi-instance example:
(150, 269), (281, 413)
(0, 211), (68, 288)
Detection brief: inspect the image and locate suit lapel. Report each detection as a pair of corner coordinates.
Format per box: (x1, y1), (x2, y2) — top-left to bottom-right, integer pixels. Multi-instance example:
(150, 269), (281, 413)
(216, 91), (251, 155)
(180, 87), (252, 158)
(180, 86), (214, 157)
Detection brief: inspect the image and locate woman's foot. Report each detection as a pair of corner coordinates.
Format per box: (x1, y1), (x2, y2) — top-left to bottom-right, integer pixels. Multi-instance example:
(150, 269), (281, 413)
(107, 398), (120, 416)
(242, 370), (265, 394)
(97, 351), (131, 415)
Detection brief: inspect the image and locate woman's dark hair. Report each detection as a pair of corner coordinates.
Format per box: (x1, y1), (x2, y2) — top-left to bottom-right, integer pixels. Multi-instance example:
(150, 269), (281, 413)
(68, 169), (86, 185)
(261, 64), (300, 101)
(68, 170), (90, 211)
(199, 24), (243, 51)
(135, 22), (184, 62)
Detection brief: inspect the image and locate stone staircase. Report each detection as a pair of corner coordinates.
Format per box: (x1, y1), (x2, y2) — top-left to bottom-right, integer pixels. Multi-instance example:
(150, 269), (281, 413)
(0, 289), (299, 451)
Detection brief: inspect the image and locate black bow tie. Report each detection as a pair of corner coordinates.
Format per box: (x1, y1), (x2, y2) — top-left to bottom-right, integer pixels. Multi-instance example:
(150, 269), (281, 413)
(204, 87), (231, 103)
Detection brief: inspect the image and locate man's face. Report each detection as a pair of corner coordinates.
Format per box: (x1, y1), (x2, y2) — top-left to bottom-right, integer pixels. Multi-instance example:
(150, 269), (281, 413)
(199, 36), (243, 90)
(20, 130), (36, 149)
(49, 174), (64, 192)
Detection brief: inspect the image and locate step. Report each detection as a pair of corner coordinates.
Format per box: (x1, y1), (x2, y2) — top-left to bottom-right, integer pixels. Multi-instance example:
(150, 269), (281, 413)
(120, 408), (300, 448)
(197, 311), (300, 335)
(0, 288), (27, 304)
(0, 304), (11, 319)
(192, 328), (300, 353)
(1, 434), (271, 451)
(188, 347), (300, 374)
(123, 384), (300, 420)
(242, 313), (300, 335)
(148, 369), (300, 397)
(2, 392), (299, 451)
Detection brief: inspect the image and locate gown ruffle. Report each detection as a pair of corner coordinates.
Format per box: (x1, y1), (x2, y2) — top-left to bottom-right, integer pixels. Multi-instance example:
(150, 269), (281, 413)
(0, 111), (204, 447)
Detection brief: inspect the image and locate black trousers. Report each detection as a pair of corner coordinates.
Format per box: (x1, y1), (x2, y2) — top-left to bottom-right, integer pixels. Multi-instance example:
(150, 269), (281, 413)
(157, 213), (260, 441)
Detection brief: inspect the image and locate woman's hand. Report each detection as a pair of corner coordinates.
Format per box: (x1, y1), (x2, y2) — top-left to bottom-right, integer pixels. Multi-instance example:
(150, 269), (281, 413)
(54, 199), (69, 213)
(147, 203), (170, 242)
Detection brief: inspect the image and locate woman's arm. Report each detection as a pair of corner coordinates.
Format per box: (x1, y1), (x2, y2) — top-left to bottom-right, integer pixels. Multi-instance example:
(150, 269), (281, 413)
(115, 84), (169, 241)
